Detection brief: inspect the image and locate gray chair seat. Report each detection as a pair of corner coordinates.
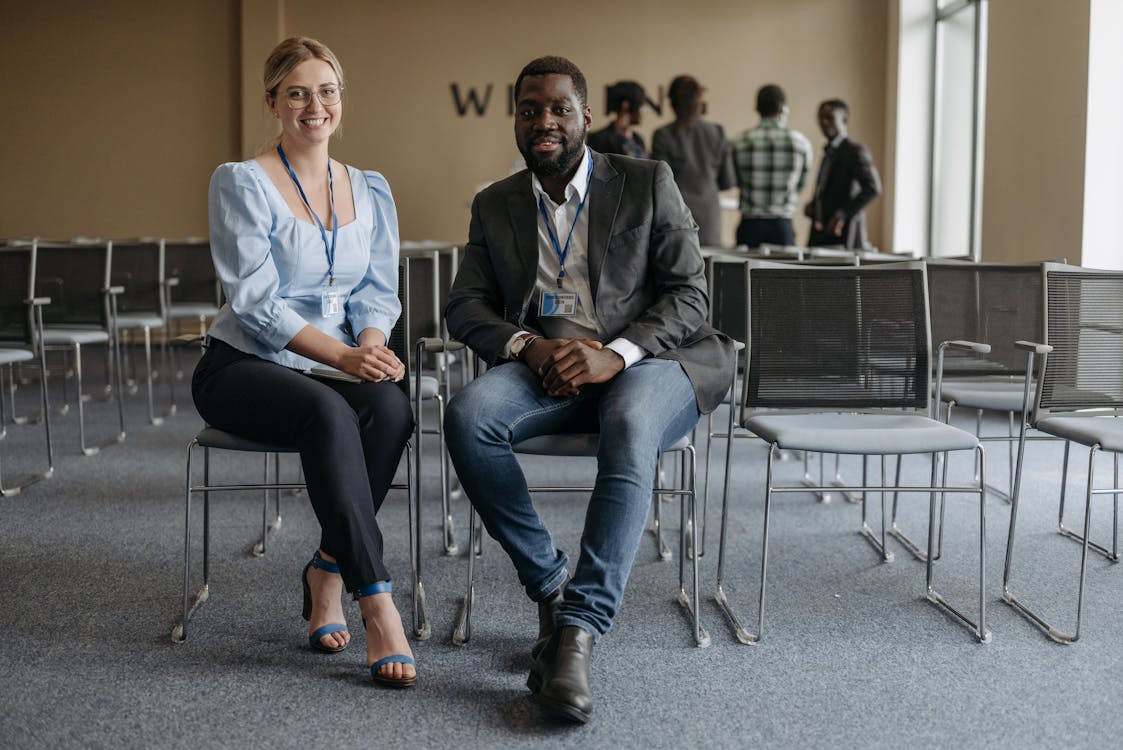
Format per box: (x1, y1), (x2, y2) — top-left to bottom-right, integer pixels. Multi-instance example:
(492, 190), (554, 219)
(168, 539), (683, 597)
(41, 327), (110, 346)
(513, 432), (692, 457)
(115, 313), (164, 329)
(941, 380), (1031, 412)
(1035, 415), (1123, 454)
(167, 303), (220, 319)
(195, 426), (298, 454)
(413, 374), (439, 400)
(745, 412), (979, 455)
(0, 347), (34, 365)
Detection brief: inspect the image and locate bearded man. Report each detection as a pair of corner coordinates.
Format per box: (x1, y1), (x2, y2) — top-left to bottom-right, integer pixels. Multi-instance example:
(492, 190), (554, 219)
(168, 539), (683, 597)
(444, 55), (735, 724)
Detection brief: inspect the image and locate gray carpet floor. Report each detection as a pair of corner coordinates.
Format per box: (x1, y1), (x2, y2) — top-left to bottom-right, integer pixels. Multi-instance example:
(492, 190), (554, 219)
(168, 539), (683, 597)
(1, 348), (1121, 749)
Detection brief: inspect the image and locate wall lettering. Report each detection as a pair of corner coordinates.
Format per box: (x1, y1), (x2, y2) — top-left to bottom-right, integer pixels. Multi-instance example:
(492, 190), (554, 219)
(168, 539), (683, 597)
(450, 82), (666, 118)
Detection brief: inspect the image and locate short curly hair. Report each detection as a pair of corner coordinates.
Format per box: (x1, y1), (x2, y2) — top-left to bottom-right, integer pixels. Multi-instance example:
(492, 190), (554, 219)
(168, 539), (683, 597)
(514, 56), (588, 108)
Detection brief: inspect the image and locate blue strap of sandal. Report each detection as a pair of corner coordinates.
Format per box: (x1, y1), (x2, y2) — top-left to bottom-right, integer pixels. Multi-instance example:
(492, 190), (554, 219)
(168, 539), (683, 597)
(370, 654), (415, 673)
(309, 551), (341, 575)
(353, 580), (392, 600)
(309, 623), (348, 647)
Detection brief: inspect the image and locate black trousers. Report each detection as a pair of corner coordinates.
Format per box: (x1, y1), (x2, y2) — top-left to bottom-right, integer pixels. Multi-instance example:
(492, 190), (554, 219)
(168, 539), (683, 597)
(736, 217), (795, 249)
(191, 339), (413, 591)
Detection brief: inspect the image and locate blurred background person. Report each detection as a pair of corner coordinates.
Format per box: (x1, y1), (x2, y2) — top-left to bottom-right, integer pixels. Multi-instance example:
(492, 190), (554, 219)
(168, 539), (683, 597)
(731, 83), (811, 248)
(804, 98), (882, 248)
(651, 75), (736, 247)
(587, 80), (647, 158)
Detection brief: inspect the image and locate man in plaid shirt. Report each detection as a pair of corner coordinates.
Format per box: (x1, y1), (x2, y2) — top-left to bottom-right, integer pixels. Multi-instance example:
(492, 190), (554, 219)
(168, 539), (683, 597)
(731, 84), (812, 248)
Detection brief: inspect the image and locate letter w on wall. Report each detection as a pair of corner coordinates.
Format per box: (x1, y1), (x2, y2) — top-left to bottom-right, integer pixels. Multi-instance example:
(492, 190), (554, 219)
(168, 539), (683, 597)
(450, 83), (493, 116)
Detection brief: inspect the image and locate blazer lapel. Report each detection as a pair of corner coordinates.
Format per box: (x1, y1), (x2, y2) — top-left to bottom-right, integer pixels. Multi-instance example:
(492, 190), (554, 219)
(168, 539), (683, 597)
(506, 175), (539, 296)
(586, 152), (623, 300)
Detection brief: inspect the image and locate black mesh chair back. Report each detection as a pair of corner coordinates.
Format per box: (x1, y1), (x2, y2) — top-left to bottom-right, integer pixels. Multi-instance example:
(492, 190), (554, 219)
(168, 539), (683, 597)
(927, 260), (1044, 376)
(1034, 263), (1123, 419)
(35, 240), (111, 328)
(744, 260), (930, 413)
(0, 244), (34, 345)
(164, 239), (221, 307)
(109, 239), (164, 316)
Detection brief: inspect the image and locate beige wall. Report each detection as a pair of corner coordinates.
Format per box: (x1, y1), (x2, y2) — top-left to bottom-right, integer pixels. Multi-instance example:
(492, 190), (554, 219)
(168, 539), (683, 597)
(0, 0), (241, 240)
(981, 0), (1090, 263)
(2, 0), (888, 248)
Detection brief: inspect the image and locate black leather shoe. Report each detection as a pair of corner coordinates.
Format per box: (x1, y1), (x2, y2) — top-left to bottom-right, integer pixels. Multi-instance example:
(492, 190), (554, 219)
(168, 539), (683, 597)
(531, 585), (565, 660)
(530, 625), (594, 724)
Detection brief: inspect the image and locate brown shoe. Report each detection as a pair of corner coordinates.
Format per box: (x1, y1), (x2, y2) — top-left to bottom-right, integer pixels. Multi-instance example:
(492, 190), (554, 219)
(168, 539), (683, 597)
(529, 625), (594, 724)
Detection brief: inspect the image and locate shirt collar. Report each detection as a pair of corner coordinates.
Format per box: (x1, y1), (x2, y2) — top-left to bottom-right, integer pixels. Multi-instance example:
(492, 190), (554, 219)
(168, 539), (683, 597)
(531, 146), (592, 207)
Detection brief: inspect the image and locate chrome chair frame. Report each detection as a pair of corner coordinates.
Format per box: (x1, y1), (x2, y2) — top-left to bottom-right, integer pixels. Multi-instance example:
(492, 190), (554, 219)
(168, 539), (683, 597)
(714, 260), (992, 645)
(35, 239), (126, 455)
(108, 238), (175, 425)
(1002, 263), (1123, 644)
(0, 243), (53, 495)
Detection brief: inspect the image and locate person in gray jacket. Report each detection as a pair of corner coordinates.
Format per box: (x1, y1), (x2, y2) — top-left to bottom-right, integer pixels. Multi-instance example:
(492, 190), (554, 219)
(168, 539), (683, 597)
(651, 75), (736, 247)
(444, 56), (735, 725)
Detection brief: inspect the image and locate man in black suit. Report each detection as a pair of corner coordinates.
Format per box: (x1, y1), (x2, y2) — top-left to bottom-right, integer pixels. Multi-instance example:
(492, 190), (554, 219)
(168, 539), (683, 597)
(444, 56), (734, 724)
(804, 99), (882, 249)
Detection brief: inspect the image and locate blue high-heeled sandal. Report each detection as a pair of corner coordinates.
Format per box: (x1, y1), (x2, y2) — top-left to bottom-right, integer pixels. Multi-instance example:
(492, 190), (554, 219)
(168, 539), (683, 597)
(355, 581), (417, 688)
(302, 551), (349, 653)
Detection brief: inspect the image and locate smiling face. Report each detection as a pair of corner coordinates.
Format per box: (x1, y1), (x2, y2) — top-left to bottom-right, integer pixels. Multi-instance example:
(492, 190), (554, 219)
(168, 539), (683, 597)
(267, 58), (342, 148)
(818, 104), (847, 141)
(514, 73), (591, 180)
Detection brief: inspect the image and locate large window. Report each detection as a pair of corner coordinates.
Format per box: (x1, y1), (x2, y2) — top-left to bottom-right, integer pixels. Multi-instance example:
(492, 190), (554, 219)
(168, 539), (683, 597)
(929, 0), (987, 259)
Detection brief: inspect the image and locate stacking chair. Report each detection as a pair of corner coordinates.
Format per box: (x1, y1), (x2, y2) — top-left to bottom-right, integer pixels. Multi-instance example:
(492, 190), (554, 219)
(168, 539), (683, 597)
(885, 260), (1050, 562)
(1002, 263), (1123, 644)
(109, 238), (173, 425)
(715, 260), (992, 644)
(34, 240), (126, 455)
(927, 260), (1048, 498)
(0, 243), (53, 495)
(449, 357), (709, 648)
(172, 259), (429, 643)
(163, 238), (221, 338)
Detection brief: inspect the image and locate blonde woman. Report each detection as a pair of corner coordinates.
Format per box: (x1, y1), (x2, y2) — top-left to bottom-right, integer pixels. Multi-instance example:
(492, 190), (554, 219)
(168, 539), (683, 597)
(192, 37), (416, 688)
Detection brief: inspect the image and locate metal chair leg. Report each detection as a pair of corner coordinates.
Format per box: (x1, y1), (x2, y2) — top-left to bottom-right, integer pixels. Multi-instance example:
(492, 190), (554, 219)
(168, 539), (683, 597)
(451, 504), (477, 646)
(925, 444), (990, 643)
(1004, 443), (1099, 644)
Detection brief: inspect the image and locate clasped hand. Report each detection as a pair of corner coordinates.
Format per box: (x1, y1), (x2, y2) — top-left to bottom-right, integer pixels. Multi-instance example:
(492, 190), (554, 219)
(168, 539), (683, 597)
(338, 344), (404, 382)
(525, 338), (624, 397)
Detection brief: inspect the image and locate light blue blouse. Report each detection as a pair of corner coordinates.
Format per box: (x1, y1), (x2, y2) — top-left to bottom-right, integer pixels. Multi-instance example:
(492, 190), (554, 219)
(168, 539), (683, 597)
(205, 159), (401, 371)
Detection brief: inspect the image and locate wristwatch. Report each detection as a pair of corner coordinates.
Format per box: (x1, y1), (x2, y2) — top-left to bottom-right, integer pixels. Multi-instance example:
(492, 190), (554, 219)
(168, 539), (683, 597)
(511, 334), (541, 360)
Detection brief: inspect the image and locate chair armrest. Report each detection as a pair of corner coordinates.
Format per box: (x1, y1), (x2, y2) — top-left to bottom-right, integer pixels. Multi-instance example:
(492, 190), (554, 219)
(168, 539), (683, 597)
(1015, 340), (1052, 355)
(416, 337), (466, 354)
(24, 296), (51, 306)
(942, 339), (991, 355)
(164, 277), (180, 287)
(104, 285), (125, 295)
(171, 334), (204, 348)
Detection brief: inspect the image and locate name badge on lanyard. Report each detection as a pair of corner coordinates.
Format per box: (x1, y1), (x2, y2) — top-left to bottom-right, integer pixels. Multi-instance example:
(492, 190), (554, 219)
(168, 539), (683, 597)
(277, 145), (343, 318)
(537, 155), (591, 319)
(540, 291), (577, 317)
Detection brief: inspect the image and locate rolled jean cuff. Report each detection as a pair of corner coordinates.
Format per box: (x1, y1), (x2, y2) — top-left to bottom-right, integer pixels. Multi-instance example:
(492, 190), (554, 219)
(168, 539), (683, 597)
(530, 565), (570, 604)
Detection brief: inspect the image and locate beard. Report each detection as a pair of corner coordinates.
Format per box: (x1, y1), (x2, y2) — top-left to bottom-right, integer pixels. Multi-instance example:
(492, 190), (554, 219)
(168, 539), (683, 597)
(519, 126), (586, 179)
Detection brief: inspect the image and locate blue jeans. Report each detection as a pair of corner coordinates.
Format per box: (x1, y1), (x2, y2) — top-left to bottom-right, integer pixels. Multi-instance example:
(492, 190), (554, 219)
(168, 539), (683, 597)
(444, 358), (700, 639)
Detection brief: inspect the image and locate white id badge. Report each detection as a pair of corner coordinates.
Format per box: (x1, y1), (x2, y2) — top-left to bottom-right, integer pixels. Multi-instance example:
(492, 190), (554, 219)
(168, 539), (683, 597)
(540, 291), (578, 317)
(321, 285), (343, 318)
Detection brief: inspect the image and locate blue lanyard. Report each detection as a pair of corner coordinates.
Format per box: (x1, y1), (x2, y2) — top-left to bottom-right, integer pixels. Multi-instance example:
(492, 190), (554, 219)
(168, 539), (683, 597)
(277, 145), (338, 284)
(537, 155), (594, 289)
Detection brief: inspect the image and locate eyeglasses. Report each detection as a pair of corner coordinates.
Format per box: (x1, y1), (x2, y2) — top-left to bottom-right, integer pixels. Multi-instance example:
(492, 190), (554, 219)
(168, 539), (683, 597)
(281, 85), (342, 109)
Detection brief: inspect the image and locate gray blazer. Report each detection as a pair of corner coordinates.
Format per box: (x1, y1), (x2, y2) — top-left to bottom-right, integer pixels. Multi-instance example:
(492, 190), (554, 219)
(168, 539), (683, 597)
(445, 151), (736, 414)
